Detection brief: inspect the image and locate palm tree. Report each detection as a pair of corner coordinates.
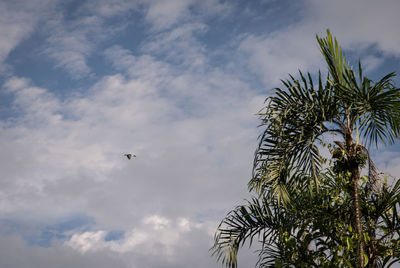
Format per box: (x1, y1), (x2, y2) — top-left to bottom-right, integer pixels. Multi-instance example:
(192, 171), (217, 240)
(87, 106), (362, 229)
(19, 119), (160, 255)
(213, 30), (400, 267)
(252, 30), (400, 267)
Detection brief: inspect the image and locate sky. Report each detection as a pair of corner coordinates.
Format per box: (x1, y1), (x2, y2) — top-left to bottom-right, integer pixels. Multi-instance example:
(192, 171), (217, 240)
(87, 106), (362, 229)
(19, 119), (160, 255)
(0, 0), (400, 267)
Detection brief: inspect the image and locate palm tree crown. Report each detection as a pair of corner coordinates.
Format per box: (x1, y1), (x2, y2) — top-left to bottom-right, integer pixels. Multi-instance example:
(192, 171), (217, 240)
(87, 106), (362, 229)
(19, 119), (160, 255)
(250, 30), (400, 202)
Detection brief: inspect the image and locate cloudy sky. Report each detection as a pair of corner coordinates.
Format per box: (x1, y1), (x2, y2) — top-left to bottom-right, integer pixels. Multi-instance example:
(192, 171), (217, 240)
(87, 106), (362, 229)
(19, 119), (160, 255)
(0, 0), (400, 267)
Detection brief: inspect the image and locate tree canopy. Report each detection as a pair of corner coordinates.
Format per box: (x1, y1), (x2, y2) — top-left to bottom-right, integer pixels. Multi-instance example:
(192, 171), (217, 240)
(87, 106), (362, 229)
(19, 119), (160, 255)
(212, 30), (400, 267)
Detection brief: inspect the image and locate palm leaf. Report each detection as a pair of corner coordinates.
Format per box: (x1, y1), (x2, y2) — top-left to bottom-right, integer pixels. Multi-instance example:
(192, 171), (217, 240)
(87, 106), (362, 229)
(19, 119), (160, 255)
(250, 71), (337, 202)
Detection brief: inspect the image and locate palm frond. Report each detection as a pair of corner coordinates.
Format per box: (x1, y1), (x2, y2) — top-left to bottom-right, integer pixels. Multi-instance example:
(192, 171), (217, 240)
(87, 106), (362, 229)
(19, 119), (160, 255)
(317, 30), (400, 148)
(250, 71), (337, 201)
(343, 63), (400, 146)
(211, 197), (286, 268)
(316, 29), (349, 85)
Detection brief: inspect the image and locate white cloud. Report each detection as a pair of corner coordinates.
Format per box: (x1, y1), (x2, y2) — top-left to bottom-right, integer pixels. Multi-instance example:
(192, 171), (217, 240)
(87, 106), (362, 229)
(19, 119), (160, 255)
(0, 41), (262, 227)
(66, 215), (211, 258)
(43, 16), (102, 79)
(0, 234), (127, 268)
(362, 55), (384, 72)
(238, 0), (400, 87)
(144, 0), (196, 31)
(82, 0), (138, 18)
(104, 45), (136, 71)
(41, 0), (137, 79)
(142, 22), (208, 68)
(239, 26), (323, 86)
(9, 0), (232, 79)
(68, 230), (107, 253)
(0, 0), (53, 70)
(177, 217), (192, 232)
(0, 223), (256, 268)
(4, 77), (62, 125)
(307, 0), (400, 56)
(0, 0), (135, 78)
(143, 215), (170, 230)
(142, 0), (232, 31)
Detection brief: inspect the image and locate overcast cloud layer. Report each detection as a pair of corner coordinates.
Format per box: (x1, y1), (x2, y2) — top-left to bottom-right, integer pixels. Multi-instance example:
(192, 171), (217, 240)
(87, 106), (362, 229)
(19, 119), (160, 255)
(1, 0), (400, 267)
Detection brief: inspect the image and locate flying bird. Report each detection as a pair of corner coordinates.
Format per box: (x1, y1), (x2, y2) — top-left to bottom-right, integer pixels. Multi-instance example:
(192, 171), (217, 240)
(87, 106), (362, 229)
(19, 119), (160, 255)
(124, 154), (136, 159)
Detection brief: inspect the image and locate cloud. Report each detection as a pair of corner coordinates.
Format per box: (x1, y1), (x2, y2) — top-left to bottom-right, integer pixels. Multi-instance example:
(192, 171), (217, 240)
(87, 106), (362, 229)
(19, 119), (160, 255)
(43, 15), (108, 79)
(0, 234), (127, 268)
(143, 0), (196, 31)
(41, 0), (137, 79)
(0, 39), (263, 228)
(66, 215), (202, 255)
(33, 0), (233, 79)
(0, 0), (53, 71)
(142, 22), (208, 68)
(3, 77), (62, 126)
(237, 0), (400, 87)
(142, 0), (232, 31)
(0, 59), (262, 266)
(103, 46), (136, 71)
(239, 26), (323, 86)
(362, 55), (384, 72)
(64, 214), (257, 267)
(0, 220), (255, 268)
(307, 0), (400, 56)
(1, 0), (231, 79)
(82, 0), (138, 18)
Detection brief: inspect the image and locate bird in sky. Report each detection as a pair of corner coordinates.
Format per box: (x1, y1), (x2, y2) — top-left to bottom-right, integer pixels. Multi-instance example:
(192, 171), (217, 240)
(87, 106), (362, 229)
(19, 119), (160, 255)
(124, 154), (136, 159)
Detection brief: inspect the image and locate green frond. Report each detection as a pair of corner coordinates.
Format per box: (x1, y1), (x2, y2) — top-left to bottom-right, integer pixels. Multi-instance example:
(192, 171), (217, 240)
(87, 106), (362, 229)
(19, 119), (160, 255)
(316, 29), (349, 85)
(250, 71), (337, 199)
(317, 30), (400, 148)
(347, 65), (400, 147)
(211, 197), (283, 268)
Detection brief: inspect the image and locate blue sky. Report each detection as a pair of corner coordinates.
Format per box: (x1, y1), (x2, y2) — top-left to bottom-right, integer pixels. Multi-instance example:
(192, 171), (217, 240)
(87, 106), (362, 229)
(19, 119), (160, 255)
(0, 0), (400, 267)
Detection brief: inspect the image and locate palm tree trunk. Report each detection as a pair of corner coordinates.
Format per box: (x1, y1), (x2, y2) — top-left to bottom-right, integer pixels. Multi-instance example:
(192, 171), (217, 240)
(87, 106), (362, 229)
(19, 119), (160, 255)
(345, 128), (364, 267)
(350, 165), (364, 268)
